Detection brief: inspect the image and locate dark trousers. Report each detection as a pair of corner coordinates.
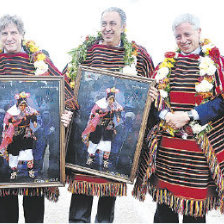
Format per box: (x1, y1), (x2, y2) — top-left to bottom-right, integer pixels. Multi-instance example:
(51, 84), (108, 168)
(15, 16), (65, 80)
(154, 203), (206, 223)
(69, 193), (116, 223)
(0, 195), (44, 223)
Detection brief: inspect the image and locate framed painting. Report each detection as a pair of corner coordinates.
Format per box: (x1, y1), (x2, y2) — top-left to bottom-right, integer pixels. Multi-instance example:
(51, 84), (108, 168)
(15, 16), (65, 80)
(0, 75), (65, 188)
(66, 66), (155, 183)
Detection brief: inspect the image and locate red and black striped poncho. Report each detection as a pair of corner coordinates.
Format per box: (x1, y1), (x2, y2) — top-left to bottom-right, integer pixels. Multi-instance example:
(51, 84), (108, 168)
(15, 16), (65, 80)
(133, 54), (224, 217)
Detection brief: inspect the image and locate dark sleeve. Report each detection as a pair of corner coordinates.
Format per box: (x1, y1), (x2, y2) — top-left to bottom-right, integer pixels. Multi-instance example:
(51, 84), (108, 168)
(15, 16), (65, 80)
(145, 103), (160, 133)
(115, 110), (122, 118)
(31, 114), (37, 123)
(195, 95), (224, 125)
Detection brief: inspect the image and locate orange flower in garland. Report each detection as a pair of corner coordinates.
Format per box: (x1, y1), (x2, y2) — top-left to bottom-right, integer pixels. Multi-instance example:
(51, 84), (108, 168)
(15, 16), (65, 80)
(36, 53), (46, 61)
(23, 40), (49, 76)
(25, 40), (40, 53)
(132, 41), (138, 56)
(201, 38), (211, 46)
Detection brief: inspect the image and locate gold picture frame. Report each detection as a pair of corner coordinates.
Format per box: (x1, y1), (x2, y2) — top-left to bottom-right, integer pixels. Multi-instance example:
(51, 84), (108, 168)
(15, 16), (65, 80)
(66, 66), (154, 183)
(0, 75), (65, 188)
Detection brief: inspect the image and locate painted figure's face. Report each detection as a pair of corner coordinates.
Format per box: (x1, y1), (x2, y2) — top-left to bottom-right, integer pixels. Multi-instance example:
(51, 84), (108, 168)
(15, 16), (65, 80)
(101, 11), (125, 47)
(0, 23), (23, 53)
(107, 96), (115, 106)
(19, 103), (26, 112)
(174, 22), (201, 54)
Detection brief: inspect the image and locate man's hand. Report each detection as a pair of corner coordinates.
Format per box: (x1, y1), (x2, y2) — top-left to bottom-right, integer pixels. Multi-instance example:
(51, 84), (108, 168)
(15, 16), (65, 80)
(61, 110), (73, 127)
(165, 111), (190, 129)
(149, 86), (159, 102)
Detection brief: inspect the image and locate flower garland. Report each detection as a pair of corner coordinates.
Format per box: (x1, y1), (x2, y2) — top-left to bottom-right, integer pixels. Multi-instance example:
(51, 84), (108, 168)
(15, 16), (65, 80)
(23, 40), (49, 75)
(155, 39), (220, 137)
(67, 31), (138, 86)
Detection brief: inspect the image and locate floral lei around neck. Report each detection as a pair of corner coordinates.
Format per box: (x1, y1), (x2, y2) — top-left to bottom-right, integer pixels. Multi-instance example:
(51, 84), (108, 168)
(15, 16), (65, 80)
(155, 39), (221, 138)
(66, 31), (138, 88)
(0, 40), (49, 76)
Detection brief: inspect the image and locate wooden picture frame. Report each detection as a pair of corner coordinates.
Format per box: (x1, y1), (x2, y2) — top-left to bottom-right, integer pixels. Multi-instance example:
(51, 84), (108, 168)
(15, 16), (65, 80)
(66, 66), (154, 183)
(0, 75), (65, 188)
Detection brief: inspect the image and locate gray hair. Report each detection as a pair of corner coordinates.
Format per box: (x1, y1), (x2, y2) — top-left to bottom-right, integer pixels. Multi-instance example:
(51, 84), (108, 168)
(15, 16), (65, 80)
(101, 7), (126, 26)
(0, 14), (25, 35)
(172, 13), (200, 32)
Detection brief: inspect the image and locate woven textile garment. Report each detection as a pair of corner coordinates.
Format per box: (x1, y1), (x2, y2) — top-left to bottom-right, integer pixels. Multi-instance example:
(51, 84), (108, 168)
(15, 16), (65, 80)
(67, 42), (154, 197)
(133, 54), (224, 217)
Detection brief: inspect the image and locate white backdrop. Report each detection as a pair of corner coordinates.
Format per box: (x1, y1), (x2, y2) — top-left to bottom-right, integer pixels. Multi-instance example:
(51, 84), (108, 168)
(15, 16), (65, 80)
(2, 0), (224, 70)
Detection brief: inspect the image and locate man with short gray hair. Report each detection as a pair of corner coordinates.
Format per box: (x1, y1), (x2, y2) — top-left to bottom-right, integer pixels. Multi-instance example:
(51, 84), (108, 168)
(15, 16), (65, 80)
(133, 13), (224, 223)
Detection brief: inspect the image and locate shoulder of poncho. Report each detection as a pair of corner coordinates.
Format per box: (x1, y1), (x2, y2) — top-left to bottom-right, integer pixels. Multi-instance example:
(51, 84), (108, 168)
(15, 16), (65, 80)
(136, 43), (152, 58)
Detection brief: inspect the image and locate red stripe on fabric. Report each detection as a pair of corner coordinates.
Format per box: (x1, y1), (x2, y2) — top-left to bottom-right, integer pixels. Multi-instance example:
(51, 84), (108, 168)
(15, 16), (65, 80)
(0, 52), (29, 59)
(178, 53), (200, 60)
(218, 62), (224, 91)
(170, 91), (196, 104)
(89, 44), (124, 52)
(157, 179), (211, 199)
(74, 174), (110, 183)
(217, 149), (224, 163)
(161, 136), (201, 152)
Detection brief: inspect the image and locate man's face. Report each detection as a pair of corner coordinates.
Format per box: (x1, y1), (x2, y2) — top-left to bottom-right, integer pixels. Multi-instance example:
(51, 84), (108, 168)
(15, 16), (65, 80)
(174, 22), (201, 54)
(101, 11), (125, 47)
(0, 23), (23, 53)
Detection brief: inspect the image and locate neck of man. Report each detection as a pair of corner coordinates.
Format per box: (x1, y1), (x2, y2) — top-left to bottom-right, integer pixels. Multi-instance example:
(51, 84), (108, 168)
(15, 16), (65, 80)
(3, 46), (24, 54)
(181, 47), (201, 55)
(101, 40), (121, 48)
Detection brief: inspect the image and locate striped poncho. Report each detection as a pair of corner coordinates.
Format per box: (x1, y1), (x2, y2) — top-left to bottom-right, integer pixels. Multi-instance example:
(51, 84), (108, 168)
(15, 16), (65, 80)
(0, 49), (77, 201)
(66, 42), (154, 197)
(133, 53), (224, 217)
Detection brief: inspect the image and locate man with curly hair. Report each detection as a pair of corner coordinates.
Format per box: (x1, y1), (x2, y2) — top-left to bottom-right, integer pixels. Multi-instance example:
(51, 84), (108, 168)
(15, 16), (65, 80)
(0, 14), (76, 223)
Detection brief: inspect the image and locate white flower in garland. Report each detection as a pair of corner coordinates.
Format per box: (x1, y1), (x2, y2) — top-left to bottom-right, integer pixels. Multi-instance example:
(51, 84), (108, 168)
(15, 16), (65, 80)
(190, 122), (208, 135)
(122, 56), (137, 76)
(195, 79), (213, 93)
(155, 67), (169, 83)
(122, 64), (137, 76)
(159, 89), (168, 98)
(34, 60), (48, 76)
(199, 56), (217, 76)
(201, 43), (215, 54)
